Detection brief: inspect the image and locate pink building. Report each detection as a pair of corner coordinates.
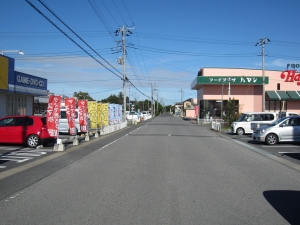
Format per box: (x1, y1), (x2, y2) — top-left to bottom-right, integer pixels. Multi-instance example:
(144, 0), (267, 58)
(191, 68), (300, 119)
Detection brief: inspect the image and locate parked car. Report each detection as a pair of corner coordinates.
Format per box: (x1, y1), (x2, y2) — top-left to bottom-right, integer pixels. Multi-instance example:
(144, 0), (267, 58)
(252, 116), (300, 145)
(0, 116), (56, 148)
(231, 112), (277, 135)
(58, 108), (89, 134)
(141, 111), (151, 120)
(43, 108), (89, 135)
(278, 111), (299, 118)
(126, 111), (139, 122)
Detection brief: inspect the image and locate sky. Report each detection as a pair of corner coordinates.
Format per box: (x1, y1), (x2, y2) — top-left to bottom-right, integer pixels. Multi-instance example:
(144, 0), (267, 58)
(1, 0), (299, 106)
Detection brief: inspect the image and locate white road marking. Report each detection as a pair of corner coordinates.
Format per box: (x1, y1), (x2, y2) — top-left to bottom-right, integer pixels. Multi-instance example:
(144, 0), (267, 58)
(278, 152), (300, 154)
(0, 156), (33, 163)
(0, 148), (52, 168)
(262, 146), (300, 148)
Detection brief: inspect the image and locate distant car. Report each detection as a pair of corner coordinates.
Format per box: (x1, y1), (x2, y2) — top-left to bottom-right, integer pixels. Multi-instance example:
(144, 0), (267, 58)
(0, 115), (56, 148)
(141, 111), (150, 120)
(126, 111), (139, 122)
(252, 116), (300, 145)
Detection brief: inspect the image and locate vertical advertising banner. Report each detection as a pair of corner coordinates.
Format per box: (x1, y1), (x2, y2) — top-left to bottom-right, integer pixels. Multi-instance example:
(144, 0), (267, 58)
(78, 100), (88, 132)
(65, 98), (77, 135)
(113, 104), (118, 124)
(100, 103), (109, 126)
(97, 103), (101, 128)
(108, 104), (114, 125)
(88, 101), (97, 129)
(118, 104), (122, 123)
(46, 95), (61, 137)
(195, 105), (199, 117)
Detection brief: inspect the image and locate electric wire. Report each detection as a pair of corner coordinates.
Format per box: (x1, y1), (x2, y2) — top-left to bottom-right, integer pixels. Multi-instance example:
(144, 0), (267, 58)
(26, 0), (124, 81)
(37, 0), (123, 78)
(88, 0), (118, 42)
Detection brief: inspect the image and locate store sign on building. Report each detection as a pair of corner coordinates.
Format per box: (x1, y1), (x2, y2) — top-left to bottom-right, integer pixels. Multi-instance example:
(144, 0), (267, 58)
(15, 72), (47, 90)
(193, 76), (269, 86)
(280, 70), (300, 86)
(286, 64), (300, 70)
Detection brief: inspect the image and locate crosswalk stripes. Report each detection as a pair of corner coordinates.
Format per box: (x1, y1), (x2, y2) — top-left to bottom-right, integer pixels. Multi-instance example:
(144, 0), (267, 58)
(0, 147), (53, 169)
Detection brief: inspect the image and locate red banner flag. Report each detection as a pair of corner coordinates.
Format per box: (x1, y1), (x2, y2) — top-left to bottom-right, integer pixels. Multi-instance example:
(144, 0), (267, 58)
(65, 98), (77, 135)
(46, 95), (61, 137)
(195, 105), (199, 117)
(78, 100), (88, 132)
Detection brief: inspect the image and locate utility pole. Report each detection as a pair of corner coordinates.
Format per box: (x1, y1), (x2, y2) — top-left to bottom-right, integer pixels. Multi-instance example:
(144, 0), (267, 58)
(156, 90), (159, 114)
(149, 82), (154, 117)
(115, 26), (135, 121)
(153, 85), (158, 116)
(153, 84), (156, 117)
(255, 38), (270, 112)
(179, 88), (184, 116)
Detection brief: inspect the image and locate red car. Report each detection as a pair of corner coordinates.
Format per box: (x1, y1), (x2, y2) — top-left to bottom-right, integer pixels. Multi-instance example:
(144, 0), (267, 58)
(0, 116), (56, 148)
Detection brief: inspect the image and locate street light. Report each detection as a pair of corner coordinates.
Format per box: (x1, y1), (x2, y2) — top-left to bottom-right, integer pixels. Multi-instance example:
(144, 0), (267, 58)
(0, 50), (24, 55)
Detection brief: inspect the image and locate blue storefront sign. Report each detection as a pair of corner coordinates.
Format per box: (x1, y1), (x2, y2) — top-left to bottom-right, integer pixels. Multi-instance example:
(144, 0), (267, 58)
(13, 71), (47, 95)
(0, 55), (47, 96)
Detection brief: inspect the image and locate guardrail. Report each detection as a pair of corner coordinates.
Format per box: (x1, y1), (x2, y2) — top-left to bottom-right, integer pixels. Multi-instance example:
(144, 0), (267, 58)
(211, 121), (221, 132)
(53, 120), (128, 151)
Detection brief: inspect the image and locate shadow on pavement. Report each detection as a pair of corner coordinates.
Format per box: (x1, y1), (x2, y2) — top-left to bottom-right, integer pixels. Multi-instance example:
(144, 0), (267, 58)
(263, 190), (300, 225)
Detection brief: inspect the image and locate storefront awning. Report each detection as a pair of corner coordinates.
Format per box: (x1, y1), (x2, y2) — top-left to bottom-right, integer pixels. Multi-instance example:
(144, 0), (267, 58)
(266, 91), (280, 100)
(286, 91), (300, 100)
(266, 91), (292, 100)
(276, 91), (290, 100)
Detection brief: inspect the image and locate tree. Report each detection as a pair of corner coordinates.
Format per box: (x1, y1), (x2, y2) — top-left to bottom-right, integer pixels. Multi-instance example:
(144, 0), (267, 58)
(73, 91), (95, 101)
(101, 92), (123, 104)
(223, 98), (239, 125)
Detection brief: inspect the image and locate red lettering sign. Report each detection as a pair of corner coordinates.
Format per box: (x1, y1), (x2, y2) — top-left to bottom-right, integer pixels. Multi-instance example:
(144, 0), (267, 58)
(280, 70), (300, 85)
(46, 95), (61, 137)
(78, 100), (88, 133)
(65, 98), (77, 135)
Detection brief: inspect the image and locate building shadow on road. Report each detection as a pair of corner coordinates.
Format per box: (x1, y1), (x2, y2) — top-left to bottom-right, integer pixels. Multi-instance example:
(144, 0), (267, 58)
(263, 190), (300, 225)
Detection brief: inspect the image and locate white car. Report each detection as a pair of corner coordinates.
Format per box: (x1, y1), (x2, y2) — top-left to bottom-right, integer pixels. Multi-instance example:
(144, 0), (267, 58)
(231, 112), (277, 135)
(126, 111), (139, 122)
(141, 111), (151, 120)
(43, 108), (89, 135)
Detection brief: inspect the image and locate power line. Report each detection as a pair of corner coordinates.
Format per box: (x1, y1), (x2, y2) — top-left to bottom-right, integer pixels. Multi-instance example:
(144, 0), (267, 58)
(88, 0), (118, 42)
(26, 0), (124, 81)
(37, 0), (123, 78)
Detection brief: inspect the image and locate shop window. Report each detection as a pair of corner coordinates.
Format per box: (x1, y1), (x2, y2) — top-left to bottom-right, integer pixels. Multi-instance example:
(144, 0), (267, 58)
(6, 95), (27, 116)
(266, 100), (286, 112)
(269, 101), (275, 111)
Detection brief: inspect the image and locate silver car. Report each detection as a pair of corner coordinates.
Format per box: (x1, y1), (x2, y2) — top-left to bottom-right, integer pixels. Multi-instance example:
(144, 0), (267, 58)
(252, 116), (300, 145)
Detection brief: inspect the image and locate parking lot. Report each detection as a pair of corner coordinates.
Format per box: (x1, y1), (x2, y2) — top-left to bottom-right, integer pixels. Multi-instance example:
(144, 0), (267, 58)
(218, 128), (300, 166)
(0, 133), (91, 171)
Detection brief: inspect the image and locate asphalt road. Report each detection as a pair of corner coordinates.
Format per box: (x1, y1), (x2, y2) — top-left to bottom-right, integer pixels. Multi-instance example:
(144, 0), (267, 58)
(0, 114), (299, 224)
